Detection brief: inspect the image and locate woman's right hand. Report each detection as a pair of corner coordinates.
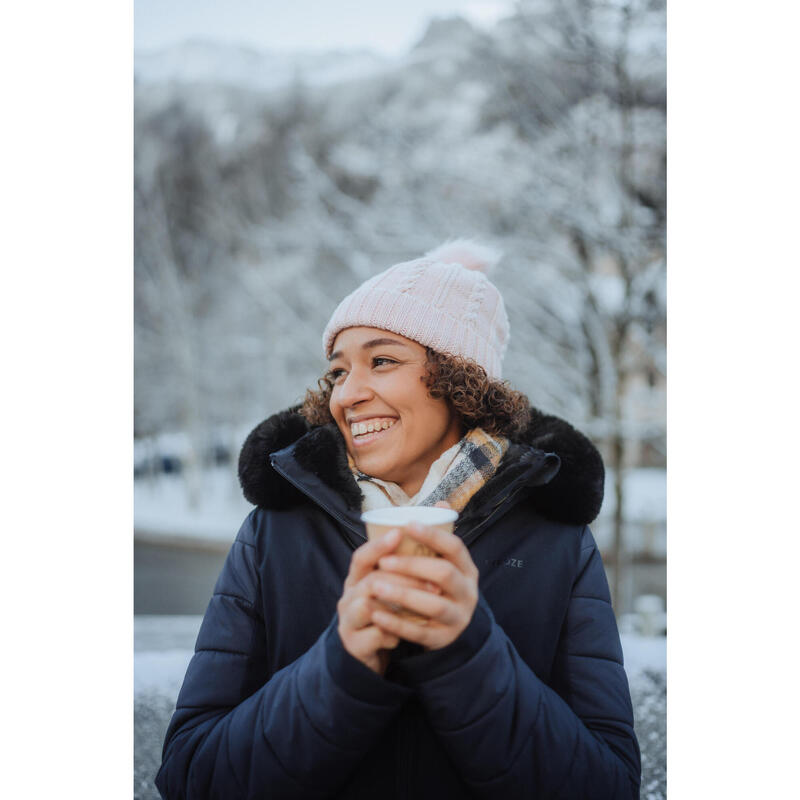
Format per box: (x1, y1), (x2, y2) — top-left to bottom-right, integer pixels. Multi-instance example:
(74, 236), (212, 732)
(337, 529), (437, 675)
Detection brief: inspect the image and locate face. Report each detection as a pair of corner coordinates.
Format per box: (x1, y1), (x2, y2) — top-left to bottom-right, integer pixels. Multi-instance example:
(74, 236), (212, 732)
(328, 327), (463, 497)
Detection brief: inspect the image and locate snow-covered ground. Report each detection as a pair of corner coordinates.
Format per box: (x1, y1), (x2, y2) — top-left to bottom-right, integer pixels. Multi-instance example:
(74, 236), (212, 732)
(134, 468), (252, 544)
(134, 616), (666, 799)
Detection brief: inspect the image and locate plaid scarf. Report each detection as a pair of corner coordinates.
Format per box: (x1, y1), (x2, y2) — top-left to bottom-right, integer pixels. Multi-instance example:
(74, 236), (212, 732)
(348, 427), (509, 513)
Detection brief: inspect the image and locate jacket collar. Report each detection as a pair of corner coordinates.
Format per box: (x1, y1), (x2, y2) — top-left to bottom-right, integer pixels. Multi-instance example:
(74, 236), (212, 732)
(238, 406), (605, 526)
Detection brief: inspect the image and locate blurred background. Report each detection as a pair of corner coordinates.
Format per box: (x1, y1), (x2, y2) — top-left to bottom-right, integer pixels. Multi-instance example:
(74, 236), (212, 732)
(134, 1), (666, 797)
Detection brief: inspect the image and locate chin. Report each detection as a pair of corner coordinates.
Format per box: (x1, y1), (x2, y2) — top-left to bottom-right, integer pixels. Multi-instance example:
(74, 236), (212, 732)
(355, 455), (392, 478)
(354, 452), (405, 483)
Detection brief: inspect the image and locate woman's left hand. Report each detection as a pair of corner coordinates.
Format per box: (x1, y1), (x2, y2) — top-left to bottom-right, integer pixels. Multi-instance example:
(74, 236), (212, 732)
(370, 518), (479, 651)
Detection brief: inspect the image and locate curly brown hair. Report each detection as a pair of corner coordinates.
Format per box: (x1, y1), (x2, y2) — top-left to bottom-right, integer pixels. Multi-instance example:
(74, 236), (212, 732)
(300, 348), (531, 439)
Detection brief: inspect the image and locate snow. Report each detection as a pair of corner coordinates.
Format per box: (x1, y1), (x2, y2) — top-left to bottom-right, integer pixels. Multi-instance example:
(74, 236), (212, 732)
(134, 468), (252, 543)
(134, 40), (395, 91)
(134, 0), (666, 447)
(620, 634), (667, 675)
(134, 616), (665, 798)
(134, 616), (202, 696)
(133, 615), (665, 697)
(134, 466), (666, 555)
(135, 650), (194, 696)
(133, 8), (666, 793)
(599, 468), (666, 522)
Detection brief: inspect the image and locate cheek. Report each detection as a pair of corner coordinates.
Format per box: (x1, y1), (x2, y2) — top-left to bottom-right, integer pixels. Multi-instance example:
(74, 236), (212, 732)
(420, 387), (450, 420)
(330, 404), (347, 435)
(404, 391), (452, 436)
(329, 389), (343, 419)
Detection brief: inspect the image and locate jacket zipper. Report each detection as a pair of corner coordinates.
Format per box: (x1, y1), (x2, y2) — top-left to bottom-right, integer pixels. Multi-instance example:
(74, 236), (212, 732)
(269, 457), (366, 550)
(272, 456), (533, 554)
(458, 485), (526, 547)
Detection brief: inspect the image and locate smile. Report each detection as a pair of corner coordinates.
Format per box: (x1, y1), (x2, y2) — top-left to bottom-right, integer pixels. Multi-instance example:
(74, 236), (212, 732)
(350, 417), (397, 446)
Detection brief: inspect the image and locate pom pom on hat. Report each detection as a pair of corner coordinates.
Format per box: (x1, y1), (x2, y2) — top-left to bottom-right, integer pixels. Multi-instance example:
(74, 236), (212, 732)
(424, 238), (503, 275)
(322, 238), (510, 379)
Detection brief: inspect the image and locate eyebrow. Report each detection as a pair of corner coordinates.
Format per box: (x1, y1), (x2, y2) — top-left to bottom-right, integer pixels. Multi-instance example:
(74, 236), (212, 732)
(329, 338), (410, 361)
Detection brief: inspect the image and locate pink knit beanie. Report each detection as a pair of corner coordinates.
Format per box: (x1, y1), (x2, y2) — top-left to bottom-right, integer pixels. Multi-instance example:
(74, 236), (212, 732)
(322, 239), (510, 380)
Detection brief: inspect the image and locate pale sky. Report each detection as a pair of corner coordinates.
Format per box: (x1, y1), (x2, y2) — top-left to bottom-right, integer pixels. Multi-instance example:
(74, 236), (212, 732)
(134, 0), (515, 56)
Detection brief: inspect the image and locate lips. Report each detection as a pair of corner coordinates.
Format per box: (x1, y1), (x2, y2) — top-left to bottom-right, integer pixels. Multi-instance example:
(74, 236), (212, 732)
(349, 418), (397, 437)
(350, 418), (398, 448)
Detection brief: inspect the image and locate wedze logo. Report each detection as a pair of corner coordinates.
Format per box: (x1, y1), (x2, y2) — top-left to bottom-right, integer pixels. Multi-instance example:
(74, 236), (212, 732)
(485, 557), (524, 568)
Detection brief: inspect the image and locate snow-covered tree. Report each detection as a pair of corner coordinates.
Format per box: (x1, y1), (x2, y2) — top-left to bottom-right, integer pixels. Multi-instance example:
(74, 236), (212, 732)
(134, 2), (666, 609)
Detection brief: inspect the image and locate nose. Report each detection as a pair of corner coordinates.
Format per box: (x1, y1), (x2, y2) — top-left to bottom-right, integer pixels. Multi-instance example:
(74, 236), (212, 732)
(335, 366), (374, 408)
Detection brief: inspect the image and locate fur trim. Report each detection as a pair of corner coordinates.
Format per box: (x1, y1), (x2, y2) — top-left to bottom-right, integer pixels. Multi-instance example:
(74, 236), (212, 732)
(238, 406), (605, 524)
(237, 407), (310, 509)
(424, 239), (502, 275)
(292, 424), (363, 510)
(518, 408), (605, 525)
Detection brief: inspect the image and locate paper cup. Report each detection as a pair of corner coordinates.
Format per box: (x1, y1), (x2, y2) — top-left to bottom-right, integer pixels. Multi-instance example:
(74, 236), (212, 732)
(361, 506), (459, 623)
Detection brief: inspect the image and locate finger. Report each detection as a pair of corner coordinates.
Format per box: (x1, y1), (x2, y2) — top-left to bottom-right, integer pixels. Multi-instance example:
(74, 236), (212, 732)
(433, 501), (452, 509)
(378, 631), (401, 650)
(365, 570), (442, 596)
(400, 523), (477, 579)
(370, 578), (457, 623)
(341, 572), (437, 631)
(377, 554), (468, 599)
(345, 529), (402, 588)
(338, 592), (377, 631)
(371, 608), (435, 648)
(352, 624), (401, 656)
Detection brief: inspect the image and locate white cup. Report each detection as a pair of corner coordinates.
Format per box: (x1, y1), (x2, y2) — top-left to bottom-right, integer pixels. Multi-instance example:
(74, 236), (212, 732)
(361, 506), (459, 623)
(361, 506), (458, 556)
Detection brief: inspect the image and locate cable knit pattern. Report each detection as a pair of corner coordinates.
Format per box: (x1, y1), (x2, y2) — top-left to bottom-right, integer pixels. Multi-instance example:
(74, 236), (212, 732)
(462, 275), (486, 328)
(397, 259), (430, 294)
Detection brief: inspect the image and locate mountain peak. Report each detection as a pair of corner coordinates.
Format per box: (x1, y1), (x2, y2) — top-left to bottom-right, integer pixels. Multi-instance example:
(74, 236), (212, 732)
(412, 15), (478, 52)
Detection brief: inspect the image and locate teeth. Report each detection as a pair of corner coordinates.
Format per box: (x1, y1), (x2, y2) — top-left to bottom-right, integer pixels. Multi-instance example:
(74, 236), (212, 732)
(351, 418), (396, 437)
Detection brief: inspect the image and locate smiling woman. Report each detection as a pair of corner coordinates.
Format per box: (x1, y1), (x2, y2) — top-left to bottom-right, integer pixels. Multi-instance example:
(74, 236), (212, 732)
(303, 328), (533, 500)
(156, 240), (641, 799)
(324, 327), (463, 496)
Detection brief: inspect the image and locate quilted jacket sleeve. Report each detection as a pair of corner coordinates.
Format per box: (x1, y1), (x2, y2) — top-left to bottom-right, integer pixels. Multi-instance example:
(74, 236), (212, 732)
(155, 511), (412, 800)
(393, 525), (641, 799)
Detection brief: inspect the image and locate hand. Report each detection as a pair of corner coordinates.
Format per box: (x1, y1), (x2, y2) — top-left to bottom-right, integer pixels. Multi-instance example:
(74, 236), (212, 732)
(370, 518), (479, 651)
(337, 529), (442, 675)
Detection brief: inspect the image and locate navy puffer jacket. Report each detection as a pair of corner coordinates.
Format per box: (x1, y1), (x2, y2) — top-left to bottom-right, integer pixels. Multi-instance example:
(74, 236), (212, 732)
(156, 407), (640, 799)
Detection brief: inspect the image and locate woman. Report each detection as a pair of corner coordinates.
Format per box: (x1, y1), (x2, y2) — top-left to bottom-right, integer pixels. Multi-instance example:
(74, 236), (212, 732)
(156, 241), (641, 799)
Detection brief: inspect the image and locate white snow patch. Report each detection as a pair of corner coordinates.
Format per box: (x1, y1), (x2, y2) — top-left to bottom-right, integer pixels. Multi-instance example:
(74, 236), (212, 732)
(135, 468), (253, 543)
(599, 468), (666, 522)
(135, 650), (194, 696)
(620, 634), (666, 676)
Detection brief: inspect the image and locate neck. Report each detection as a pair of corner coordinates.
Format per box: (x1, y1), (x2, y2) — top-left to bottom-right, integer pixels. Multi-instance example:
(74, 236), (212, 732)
(395, 420), (465, 497)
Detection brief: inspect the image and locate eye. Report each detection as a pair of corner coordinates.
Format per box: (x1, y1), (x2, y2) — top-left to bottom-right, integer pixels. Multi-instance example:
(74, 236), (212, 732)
(327, 368), (346, 384)
(373, 357), (398, 368)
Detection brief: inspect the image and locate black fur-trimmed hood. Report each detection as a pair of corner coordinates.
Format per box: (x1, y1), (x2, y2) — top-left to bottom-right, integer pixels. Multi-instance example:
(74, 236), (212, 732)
(238, 406), (605, 526)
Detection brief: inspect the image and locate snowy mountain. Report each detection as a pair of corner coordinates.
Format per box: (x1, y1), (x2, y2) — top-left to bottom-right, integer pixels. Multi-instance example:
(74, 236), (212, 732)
(134, 38), (394, 91)
(135, 1), (666, 499)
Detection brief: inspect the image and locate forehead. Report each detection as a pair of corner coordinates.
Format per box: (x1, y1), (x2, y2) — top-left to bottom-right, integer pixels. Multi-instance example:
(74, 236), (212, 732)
(330, 326), (425, 356)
